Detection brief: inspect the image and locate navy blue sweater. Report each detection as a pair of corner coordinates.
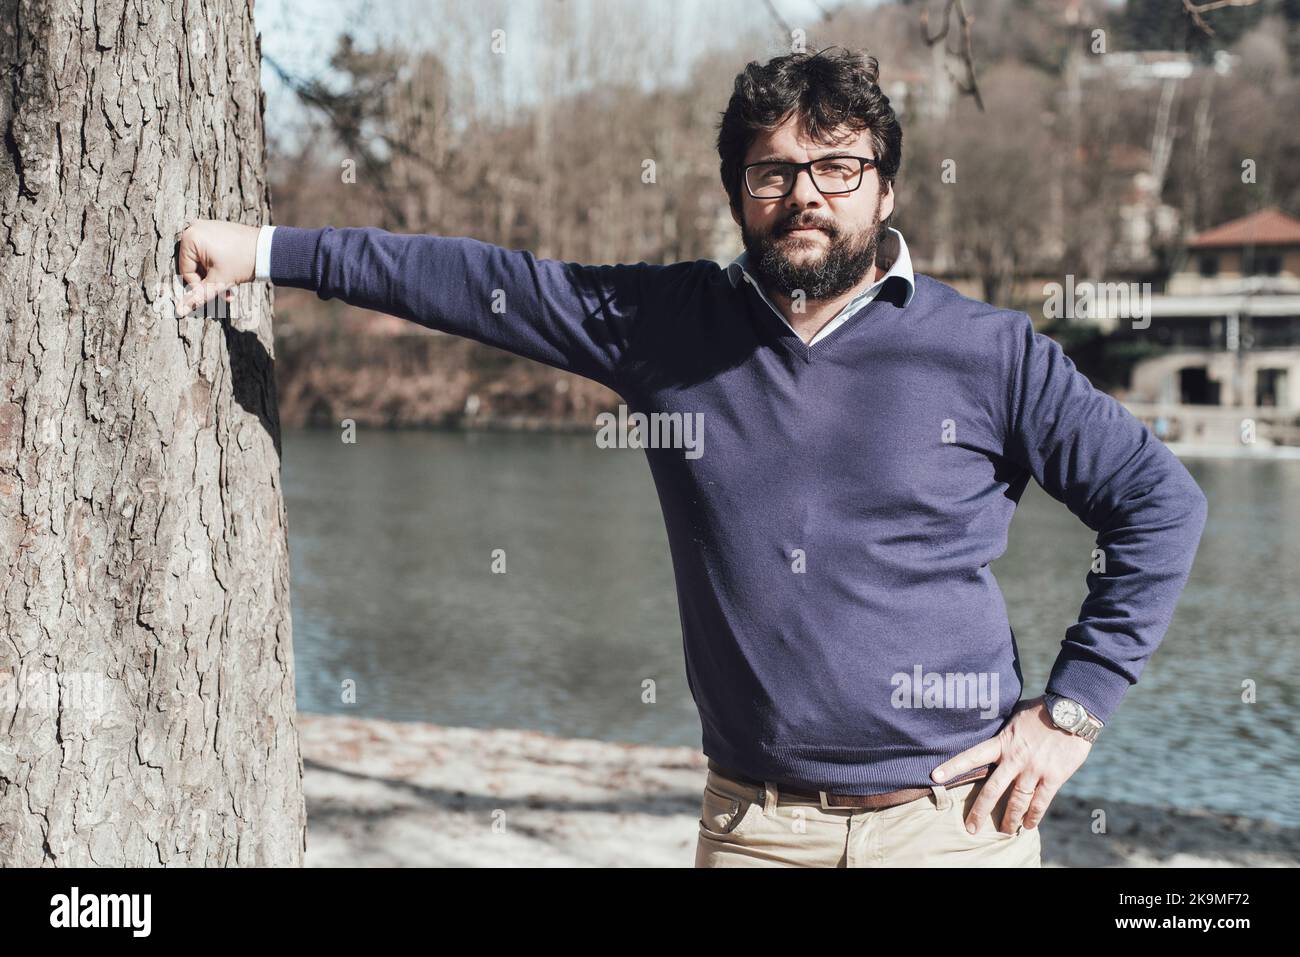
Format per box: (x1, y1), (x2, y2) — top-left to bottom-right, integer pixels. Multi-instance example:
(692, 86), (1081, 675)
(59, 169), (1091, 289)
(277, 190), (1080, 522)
(270, 225), (1209, 794)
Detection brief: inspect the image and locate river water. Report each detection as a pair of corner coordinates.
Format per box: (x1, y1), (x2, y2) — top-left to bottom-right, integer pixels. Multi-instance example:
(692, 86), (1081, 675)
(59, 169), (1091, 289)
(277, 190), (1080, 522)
(283, 427), (1300, 827)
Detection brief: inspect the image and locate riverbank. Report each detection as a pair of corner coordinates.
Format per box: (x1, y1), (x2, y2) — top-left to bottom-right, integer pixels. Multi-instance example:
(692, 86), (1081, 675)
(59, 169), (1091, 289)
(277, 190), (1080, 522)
(274, 319), (618, 430)
(298, 713), (1299, 867)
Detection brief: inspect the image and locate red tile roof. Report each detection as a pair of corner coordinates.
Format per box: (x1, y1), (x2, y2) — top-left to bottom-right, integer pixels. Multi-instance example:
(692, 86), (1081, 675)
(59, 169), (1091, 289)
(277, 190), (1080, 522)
(1188, 207), (1300, 248)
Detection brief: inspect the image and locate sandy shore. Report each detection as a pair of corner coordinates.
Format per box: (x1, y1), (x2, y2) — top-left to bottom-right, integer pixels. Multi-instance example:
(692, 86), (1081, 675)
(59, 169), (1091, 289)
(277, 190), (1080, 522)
(299, 713), (1299, 867)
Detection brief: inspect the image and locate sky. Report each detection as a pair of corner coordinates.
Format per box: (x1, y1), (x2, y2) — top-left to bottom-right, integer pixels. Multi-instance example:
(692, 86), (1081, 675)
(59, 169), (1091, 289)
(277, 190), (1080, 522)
(254, 0), (872, 142)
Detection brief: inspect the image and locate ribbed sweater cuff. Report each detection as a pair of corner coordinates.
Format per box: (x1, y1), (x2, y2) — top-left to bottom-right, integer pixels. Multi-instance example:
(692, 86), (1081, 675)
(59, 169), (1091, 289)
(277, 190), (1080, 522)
(269, 225), (327, 289)
(1046, 650), (1134, 725)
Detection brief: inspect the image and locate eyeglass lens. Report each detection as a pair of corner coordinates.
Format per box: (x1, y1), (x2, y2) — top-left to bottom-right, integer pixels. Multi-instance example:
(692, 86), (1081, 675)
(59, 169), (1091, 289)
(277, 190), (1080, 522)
(746, 158), (866, 198)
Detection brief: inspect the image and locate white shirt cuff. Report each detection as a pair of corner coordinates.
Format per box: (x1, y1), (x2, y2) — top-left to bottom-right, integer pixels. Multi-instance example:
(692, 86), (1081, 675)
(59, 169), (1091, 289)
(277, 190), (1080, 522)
(254, 225), (276, 281)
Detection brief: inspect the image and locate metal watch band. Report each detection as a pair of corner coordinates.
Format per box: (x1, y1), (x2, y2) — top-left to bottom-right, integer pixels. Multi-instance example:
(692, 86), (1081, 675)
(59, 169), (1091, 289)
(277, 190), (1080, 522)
(1047, 693), (1103, 741)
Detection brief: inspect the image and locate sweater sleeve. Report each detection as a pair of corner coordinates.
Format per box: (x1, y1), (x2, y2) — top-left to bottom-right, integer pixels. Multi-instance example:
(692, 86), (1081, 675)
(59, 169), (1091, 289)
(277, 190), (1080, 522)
(1001, 313), (1208, 725)
(268, 225), (659, 391)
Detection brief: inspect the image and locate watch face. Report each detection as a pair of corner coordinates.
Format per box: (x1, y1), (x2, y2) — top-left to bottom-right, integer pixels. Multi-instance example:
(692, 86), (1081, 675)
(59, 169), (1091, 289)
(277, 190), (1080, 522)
(1052, 698), (1083, 728)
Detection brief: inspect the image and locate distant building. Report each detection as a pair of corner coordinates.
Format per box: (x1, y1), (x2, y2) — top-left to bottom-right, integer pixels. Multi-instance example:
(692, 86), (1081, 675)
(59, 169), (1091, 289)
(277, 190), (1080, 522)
(1109, 143), (1181, 270)
(1075, 49), (1238, 87)
(1114, 208), (1300, 449)
(1172, 207), (1300, 297)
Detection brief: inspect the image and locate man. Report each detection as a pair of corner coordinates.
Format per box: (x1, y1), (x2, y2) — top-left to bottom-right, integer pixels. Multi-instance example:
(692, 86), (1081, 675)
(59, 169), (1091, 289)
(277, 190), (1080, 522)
(176, 47), (1208, 867)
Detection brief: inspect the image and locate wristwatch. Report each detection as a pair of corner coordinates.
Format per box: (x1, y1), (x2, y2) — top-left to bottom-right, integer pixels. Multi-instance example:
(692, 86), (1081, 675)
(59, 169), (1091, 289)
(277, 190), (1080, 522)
(1044, 693), (1104, 743)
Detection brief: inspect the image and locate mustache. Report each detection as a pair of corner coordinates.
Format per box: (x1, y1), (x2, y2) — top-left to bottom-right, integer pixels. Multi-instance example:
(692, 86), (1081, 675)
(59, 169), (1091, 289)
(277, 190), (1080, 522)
(780, 216), (835, 234)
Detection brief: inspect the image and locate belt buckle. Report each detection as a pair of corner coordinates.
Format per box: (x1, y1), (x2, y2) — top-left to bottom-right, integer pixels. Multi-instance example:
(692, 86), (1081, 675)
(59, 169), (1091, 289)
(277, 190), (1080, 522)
(817, 789), (861, 811)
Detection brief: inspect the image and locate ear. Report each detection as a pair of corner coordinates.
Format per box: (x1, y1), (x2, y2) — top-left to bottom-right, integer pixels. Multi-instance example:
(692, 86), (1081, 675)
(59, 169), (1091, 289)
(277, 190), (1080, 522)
(879, 182), (896, 223)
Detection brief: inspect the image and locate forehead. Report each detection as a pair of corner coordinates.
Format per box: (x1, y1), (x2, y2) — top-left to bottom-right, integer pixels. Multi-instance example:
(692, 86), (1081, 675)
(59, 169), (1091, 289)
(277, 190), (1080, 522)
(743, 115), (873, 164)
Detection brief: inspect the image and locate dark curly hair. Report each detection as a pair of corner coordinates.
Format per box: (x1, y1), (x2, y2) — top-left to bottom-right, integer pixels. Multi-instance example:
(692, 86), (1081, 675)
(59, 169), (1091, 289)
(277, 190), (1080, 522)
(716, 47), (902, 217)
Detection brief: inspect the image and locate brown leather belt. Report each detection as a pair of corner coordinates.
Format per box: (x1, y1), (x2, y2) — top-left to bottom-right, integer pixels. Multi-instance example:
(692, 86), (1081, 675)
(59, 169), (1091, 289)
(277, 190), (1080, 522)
(707, 758), (994, 811)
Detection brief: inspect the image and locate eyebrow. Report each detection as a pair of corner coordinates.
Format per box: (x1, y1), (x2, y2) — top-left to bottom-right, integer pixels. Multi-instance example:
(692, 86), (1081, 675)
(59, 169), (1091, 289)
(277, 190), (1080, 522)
(747, 150), (864, 165)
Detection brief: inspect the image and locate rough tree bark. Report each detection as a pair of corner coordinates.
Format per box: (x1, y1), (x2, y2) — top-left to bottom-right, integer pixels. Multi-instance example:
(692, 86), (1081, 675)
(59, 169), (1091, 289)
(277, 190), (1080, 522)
(0, 0), (305, 864)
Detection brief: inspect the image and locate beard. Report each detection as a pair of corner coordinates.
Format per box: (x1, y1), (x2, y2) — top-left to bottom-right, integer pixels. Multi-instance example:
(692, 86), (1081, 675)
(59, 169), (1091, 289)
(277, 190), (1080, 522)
(741, 208), (886, 301)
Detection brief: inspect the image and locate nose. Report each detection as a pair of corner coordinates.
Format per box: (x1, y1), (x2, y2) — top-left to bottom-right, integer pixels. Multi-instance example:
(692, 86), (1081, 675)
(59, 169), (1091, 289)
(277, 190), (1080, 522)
(784, 167), (825, 210)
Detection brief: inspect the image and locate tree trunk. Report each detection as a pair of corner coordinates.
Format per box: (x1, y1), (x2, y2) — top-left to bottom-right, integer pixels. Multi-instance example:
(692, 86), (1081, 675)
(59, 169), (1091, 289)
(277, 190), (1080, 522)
(0, 0), (305, 865)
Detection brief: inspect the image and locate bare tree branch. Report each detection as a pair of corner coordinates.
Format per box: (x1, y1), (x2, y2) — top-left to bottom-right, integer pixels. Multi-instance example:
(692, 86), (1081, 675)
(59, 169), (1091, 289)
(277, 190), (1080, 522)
(921, 0), (984, 112)
(262, 51), (406, 227)
(1182, 0), (1259, 37)
(808, 0), (837, 21)
(762, 0), (793, 37)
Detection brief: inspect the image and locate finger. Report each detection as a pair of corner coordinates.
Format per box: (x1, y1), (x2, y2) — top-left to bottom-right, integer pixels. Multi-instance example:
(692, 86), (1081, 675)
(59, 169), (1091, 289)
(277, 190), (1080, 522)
(176, 272), (205, 317)
(176, 240), (198, 282)
(1022, 780), (1059, 830)
(964, 763), (1018, 834)
(182, 273), (230, 317)
(931, 735), (1001, 784)
(1001, 774), (1040, 833)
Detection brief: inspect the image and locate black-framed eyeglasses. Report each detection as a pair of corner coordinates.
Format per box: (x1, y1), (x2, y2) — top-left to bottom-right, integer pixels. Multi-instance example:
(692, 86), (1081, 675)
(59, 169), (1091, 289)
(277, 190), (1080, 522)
(742, 155), (878, 199)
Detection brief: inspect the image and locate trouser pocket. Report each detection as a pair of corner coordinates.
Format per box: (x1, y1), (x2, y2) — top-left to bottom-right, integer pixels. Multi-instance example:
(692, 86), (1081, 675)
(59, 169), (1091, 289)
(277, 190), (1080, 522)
(945, 778), (1023, 840)
(698, 772), (762, 839)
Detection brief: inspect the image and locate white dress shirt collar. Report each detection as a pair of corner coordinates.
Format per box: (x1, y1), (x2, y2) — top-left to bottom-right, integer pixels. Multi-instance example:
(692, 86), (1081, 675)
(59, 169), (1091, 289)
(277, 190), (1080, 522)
(725, 226), (916, 346)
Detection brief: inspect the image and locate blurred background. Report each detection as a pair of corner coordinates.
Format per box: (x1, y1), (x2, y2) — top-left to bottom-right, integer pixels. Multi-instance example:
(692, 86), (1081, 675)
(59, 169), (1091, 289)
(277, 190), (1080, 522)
(254, 0), (1300, 830)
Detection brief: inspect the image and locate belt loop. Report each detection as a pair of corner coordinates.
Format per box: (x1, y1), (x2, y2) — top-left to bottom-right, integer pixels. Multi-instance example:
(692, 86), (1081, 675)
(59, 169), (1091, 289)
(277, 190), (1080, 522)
(930, 783), (952, 811)
(763, 781), (778, 815)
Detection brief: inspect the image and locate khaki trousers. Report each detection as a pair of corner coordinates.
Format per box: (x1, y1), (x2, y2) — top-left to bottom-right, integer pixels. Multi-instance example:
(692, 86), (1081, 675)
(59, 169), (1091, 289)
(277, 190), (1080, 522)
(695, 765), (1042, 867)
